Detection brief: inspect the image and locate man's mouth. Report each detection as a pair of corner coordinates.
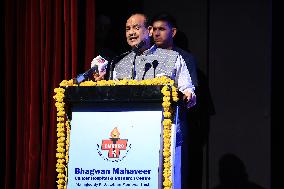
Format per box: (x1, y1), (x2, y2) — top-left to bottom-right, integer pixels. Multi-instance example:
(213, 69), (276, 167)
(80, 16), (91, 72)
(154, 39), (162, 43)
(129, 37), (138, 42)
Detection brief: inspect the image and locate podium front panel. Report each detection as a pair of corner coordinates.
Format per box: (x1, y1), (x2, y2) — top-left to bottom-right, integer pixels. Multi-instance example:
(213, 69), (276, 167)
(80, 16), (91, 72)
(66, 87), (164, 189)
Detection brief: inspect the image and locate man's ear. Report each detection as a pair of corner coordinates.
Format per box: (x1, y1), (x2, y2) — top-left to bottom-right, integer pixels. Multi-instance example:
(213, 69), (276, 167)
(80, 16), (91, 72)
(148, 26), (153, 36)
(172, 27), (177, 38)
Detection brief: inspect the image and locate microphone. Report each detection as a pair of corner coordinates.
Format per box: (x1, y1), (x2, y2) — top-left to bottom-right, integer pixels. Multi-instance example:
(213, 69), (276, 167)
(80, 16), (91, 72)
(109, 51), (131, 80)
(74, 55), (108, 84)
(108, 40), (146, 80)
(142, 63), (152, 80)
(132, 40), (146, 54)
(73, 65), (99, 84)
(152, 60), (159, 78)
(131, 40), (146, 79)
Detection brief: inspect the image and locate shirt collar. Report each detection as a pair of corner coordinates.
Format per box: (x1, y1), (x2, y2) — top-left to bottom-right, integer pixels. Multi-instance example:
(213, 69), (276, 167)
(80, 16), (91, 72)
(142, 45), (157, 56)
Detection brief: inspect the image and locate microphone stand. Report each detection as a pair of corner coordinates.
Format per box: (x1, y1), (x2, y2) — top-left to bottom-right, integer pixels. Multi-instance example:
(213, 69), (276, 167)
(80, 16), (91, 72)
(131, 41), (145, 79)
(152, 60), (159, 78)
(108, 51), (130, 80)
(109, 59), (115, 80)
(132, 54), (138, 79)
(110, 41), (145, 80)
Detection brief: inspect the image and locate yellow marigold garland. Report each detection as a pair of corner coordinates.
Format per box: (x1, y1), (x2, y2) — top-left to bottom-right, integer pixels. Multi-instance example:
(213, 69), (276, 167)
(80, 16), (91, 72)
(53, 87), (67, 189)
(53, 76), (178, 189)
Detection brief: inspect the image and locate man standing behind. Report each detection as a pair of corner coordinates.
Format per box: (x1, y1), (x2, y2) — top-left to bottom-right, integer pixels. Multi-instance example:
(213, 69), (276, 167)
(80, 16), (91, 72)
(151, 13), (198, 87)
(151, 12), (215, 189)
(151, 13), (200, 189)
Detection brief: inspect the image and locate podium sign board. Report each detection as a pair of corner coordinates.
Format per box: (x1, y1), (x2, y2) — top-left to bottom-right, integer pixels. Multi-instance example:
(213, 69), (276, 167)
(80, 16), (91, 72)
(67, 110), (163, 188)
(62, 86), (170, 189)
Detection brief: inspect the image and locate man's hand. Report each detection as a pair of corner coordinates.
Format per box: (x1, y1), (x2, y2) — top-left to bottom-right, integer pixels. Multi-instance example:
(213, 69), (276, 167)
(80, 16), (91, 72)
(183, 90), (196, 108)
(93, 70), (106, 81)
(183, 90), (192, 102)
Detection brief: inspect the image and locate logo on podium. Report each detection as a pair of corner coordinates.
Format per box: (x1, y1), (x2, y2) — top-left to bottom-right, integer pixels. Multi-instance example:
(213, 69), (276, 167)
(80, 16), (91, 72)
(101, 127), (128, 158)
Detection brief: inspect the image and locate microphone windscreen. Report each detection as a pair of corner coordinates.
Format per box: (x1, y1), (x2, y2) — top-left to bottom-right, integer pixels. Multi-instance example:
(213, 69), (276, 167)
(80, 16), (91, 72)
(145, 63), (152, 71)
(91, 55), (108, 72)
(152, 60), (159, 68)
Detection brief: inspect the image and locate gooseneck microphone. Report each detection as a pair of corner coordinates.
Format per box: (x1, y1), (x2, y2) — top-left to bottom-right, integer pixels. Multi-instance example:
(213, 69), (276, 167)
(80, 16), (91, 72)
(109, 40), (147, 80)
(132, 40), (146, 79)
(152, 60), (159, 78)
(109, 51), (131, 80)
(142, 63), (152, 80)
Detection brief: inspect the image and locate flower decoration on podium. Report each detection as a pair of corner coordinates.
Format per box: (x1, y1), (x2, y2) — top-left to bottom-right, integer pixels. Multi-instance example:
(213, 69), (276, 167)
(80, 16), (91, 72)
(53, 76), (179, 189)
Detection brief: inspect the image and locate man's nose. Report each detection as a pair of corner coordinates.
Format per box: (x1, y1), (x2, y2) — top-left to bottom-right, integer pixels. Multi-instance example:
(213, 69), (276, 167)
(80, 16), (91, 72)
(128, 28), (136, 35)
(154, 32), (160, 36)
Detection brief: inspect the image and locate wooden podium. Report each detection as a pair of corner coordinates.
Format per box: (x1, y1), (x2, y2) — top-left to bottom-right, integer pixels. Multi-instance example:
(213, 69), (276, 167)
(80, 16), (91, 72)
(54, 82), (179, 189)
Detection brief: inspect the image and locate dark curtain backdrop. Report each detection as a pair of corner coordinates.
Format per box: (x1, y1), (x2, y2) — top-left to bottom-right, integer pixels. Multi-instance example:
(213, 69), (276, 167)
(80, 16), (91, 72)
(4, 0), (96, 188)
